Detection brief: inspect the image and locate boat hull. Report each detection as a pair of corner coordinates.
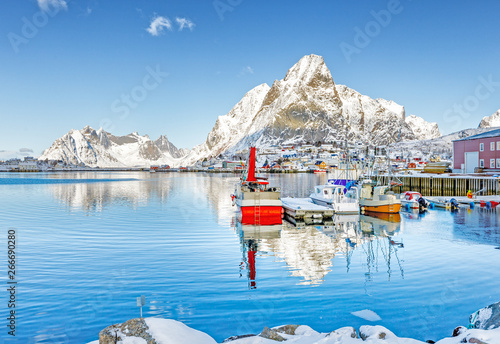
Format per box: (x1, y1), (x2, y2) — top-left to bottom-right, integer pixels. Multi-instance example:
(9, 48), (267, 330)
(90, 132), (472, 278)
(362, 203), (401, 213)
(401, 200), (419, 210)
(310, 196), (359, 214)
(237, 204), (282, 225)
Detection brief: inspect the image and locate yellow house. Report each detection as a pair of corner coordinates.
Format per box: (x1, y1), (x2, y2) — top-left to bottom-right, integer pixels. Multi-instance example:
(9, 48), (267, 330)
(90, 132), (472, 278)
(315, 161), (327, 169)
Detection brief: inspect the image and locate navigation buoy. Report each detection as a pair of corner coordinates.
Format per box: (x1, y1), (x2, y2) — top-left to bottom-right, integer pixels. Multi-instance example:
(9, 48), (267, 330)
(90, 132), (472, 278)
(469, 202), (475, 209)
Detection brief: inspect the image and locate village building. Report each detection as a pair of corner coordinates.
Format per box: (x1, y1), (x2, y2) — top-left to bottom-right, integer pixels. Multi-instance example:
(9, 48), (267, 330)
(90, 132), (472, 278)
(453, 128), (500, 173)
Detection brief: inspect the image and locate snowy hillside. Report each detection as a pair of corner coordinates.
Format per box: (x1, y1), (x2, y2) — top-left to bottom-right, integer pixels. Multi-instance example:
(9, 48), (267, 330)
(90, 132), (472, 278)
(183, 83), (270, 165)
(182, 54), (439, 165)
(479, 109), (500, 128)
(405, 114), (441, 140)
(39, 126), (185, 167)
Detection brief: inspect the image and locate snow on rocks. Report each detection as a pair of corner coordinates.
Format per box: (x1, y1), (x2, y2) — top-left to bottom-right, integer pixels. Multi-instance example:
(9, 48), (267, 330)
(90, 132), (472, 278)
(469, 301), (500, 330)
(98, 318), (155, 344)
(437, 327), (500, 344)
(91, 300), (500, 344)
(145, 318), (217, 344)
(98, 318), (217, 344)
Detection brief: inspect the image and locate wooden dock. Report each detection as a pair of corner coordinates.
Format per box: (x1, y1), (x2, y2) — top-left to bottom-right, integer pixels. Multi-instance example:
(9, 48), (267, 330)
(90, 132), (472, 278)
(281, 197), (334, 220)
(375, 174), (500, 196)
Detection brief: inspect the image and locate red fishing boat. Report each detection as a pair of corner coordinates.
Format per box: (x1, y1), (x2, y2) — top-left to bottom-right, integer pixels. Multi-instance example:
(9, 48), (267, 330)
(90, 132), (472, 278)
(231, 147), (282, 225)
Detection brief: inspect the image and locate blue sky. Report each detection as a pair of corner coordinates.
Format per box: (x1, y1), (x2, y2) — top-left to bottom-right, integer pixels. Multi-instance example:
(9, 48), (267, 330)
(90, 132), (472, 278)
(1, 0), (500, 158)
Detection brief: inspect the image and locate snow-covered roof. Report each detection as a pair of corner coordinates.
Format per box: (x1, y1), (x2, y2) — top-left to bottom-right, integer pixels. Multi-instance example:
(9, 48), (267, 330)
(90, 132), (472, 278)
(453, 128), (500, 142)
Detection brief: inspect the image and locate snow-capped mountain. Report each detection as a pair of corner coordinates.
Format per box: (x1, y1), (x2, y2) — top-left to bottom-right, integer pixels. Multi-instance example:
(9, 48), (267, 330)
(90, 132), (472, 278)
(183, 54), (438, 165)
(40, 126), (185, 167)
(479, 109), (500, 128)
(405, 114), (441, 140)
(154, 135), (188, 159)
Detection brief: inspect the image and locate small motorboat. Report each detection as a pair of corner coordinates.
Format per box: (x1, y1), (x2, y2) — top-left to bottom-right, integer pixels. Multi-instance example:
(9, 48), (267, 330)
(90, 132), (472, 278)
(401, 191), (428, 212)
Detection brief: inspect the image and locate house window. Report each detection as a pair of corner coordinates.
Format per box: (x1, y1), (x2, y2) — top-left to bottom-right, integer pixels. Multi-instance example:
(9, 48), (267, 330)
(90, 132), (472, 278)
(491, 142), (495, 151)
(480, 159), (484, 168)
(497, 142), (500, 151)
(480, 143), (484, 151)
(497, 159), (500, 168)
(491, 159), (495, 168)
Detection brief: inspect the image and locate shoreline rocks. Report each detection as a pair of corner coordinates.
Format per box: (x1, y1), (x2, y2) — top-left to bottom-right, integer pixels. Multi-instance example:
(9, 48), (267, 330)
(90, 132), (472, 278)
(92, 301), (500, 344)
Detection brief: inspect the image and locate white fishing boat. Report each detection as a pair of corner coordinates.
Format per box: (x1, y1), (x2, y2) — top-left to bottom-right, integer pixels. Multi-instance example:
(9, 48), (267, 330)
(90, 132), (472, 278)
(310, 184), (359, 214)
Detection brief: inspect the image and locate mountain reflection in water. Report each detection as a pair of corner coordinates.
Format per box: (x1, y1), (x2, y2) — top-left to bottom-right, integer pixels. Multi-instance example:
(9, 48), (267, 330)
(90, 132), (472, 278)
(236, 213), (404, 287)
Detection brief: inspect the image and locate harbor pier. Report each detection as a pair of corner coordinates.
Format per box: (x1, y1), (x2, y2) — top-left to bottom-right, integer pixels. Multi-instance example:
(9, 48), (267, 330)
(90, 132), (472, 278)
(375, 174), (500, 196)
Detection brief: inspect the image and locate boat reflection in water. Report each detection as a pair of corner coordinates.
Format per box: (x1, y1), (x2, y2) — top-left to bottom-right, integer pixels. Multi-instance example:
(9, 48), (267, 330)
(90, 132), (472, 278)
(356, 212), (404, 282)
(234, 211), (405, 288)
(236, 220), (282, 289)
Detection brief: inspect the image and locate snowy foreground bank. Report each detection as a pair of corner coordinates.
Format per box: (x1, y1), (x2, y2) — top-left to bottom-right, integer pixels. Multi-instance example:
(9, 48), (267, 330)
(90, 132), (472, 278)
(88, 302), (500, 344)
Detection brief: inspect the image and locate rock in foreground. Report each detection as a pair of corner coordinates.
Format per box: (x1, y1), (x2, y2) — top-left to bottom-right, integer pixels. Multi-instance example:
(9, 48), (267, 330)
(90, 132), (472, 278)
(98, 317), (217, 344)
(469, 301), (500, 330)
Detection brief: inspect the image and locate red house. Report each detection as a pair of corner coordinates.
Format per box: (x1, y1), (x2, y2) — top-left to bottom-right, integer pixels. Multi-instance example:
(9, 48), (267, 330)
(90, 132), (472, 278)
(453, 128), (500, 173)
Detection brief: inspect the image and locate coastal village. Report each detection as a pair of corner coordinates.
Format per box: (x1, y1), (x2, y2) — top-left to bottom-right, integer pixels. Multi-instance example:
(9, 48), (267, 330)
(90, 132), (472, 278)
(3, 127), (500, 177)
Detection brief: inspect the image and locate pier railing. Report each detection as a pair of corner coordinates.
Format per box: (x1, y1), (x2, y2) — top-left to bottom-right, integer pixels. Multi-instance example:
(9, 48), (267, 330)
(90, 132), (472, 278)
(374, 175), (500, 196)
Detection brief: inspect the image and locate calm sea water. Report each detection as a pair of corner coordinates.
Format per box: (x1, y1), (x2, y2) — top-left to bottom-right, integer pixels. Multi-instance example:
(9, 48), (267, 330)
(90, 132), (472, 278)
(0, 172), (499, 343)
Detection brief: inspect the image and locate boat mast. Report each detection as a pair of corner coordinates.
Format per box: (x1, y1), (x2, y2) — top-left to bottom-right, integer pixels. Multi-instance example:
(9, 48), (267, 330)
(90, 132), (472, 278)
(246, 147), (258, 182)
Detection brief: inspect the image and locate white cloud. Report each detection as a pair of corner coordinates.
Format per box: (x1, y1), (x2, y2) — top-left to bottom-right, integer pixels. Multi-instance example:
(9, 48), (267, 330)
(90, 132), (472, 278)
(238, 66), (254, 77)
(0, 149), (35, 160)
(37, 0), (67, 12)
(146, 16), (172, 36)
(175, 17), (195, 31)
(19, 148), (34, 153)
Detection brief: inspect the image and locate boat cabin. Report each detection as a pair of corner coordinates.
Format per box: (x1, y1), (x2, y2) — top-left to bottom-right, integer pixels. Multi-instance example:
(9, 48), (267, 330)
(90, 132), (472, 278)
(360, 184), (394, 200)
(313, 185), (346, 200)
(403, 191), (422, 201)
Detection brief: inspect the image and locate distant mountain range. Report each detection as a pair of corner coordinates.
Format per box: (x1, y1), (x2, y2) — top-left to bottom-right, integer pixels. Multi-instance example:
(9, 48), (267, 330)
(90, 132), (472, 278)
(40, 126), (186, 167)
(39, 54), (499, 167)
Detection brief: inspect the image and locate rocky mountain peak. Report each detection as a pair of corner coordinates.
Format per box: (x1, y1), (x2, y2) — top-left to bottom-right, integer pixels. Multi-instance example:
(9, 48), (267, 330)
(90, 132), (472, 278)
(479, 109), (500, 128)
(283, 54), (332, 85)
